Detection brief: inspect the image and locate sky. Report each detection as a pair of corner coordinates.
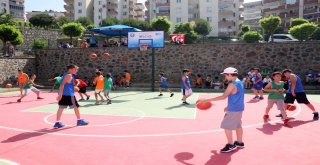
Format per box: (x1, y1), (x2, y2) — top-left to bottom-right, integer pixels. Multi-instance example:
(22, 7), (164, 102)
(25, 0), (258, 12)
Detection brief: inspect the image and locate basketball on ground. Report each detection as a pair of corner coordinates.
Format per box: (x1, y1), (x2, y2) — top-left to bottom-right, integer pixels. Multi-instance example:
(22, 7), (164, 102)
(196, 100), (212, 110)
(89, 53), (97, 59)
(5, 83), (12, 88)
(286, 104), (296, 111)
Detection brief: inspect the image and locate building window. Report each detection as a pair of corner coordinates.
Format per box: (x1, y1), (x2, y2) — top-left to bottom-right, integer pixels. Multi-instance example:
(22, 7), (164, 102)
(207, 17), (212, 23)
(177, 0), (181, 3)
(176, 7), (181, 14)
(78, 2), (82, 6)
(207, 7), (212, 13)
(98, 1), (102, 5)
(206, 0), (212, 2)
(176, 17), (181, 23)
(123, 12), (127, 15)
(78, 9), (82, 13)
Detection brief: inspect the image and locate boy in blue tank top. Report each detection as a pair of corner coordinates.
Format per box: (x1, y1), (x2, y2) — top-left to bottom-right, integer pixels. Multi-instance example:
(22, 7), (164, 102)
(158, 72), (174, 97)
(200, 67), (245, 153)
(281, 69), (318, 120)
(180, 69), (192, 105)
(54, 64), (89, 129)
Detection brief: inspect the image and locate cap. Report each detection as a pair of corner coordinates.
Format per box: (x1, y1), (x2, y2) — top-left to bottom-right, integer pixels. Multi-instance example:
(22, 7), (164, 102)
(221, 67), (238, 74)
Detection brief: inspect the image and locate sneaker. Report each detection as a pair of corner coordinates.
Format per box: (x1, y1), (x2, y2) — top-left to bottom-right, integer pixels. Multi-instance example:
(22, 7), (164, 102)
(275, 114), (283, 118)
(77, 119), (89, 126)
(158, 94), (163, 96)
(17, 99), (21, 102)
(37, 97), (44, 99)
(107, 99), (112, 104)
(170, 93), (174, 97)
(53, 122), (65, 129)
(234, 141), (245, 149)
(220, 144), (237, 153)
(259, 96), (264, 100)
(283, 118), (294, 125)
(313, 112), (319, 120)
(86, 96), (90, 100)
(78, 98), (84, 101)
(263, 115), (269, 120)
(252, 96), (259, 100)
(182, 101), (190, 105)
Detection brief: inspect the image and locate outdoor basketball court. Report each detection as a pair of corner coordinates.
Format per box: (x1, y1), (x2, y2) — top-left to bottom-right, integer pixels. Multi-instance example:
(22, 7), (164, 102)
(0, 89), (319, 165)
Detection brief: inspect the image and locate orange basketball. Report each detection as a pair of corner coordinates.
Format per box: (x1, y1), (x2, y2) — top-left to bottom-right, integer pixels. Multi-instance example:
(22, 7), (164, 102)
(286, 104), (296, 111)
(89, 53), (97, 59)
(196, 100), (212, 110)
(103, 53), (110, 59)
(5, 83), (12, 88)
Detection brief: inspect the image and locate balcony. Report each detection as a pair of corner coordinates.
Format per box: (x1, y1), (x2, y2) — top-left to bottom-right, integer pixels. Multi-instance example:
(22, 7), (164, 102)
(156, 2), (169, 7)
(219, 10), (234, 16)
(64, 0), (73, 3)
(304, 8), (318, 14)
(219, 20), (235, 27)
(304, 0), (319, 5)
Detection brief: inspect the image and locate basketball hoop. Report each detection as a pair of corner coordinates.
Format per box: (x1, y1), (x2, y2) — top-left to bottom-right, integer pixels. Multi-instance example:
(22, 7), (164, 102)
(139, 44), (148, 51)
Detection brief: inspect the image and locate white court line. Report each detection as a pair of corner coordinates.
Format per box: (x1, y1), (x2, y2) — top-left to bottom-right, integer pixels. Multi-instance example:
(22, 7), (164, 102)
(43, 111), (146, 127)
(0, 159), (20, 165)
(0, 103), (302, 138)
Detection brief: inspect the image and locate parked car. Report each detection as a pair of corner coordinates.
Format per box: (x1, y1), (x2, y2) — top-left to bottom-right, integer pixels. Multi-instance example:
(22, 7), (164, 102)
(269, 34), (299, 43)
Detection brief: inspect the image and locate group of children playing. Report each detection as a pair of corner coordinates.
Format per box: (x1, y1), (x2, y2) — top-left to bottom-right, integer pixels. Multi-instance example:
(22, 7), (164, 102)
(15, 65), (319, 153)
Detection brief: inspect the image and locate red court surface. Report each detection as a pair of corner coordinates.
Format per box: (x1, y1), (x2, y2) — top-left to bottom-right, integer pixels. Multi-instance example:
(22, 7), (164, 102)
(0, 91), (319, 165)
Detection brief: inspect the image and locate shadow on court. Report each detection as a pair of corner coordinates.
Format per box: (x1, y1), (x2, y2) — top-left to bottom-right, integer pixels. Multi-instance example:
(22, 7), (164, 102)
(256, 120), (315, 134)
(145, 96), (166, 100)
(166, 104), (195, 110)
(205, 149), (239, 165)
(174, 152), (194, 165)
(80, 100), (130, 107)
(1, 126), (76, 143)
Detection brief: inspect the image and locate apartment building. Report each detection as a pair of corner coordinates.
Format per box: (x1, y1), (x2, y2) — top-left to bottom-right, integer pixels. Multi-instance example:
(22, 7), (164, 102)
(145, 0), (219, 36)
(26, 10), (66, 22)
(0, 0), (9, 14)
(64, 0), (145, 26)
(218, 0), (244, 37)
(243, 0), (263, 30)
(303, 0), (320, 24)
(0, 0), (24, 21)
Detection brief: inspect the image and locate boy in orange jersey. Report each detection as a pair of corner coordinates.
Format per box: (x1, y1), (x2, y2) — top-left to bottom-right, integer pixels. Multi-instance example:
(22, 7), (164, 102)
(93, 71), (105, 104)
(17, 69), (29, 96)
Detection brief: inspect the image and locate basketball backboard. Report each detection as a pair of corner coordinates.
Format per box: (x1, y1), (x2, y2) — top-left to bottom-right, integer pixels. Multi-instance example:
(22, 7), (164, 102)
(128, 31), (164, 49)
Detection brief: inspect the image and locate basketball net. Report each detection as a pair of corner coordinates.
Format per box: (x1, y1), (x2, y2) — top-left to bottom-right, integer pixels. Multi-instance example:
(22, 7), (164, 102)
(139, 44), (148, 51)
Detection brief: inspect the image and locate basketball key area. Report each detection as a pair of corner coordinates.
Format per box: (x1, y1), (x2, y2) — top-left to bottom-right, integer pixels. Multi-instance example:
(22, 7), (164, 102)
(0, 90), (320, 165)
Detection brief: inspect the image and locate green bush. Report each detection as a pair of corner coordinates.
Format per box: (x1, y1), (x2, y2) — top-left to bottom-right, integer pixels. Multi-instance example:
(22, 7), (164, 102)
(310, 28), (320, 40)
(242, 31), (262, 43)
(289, 22), (318, 41)
(185, 31), (200, 44)
(32, 39), (48, 49)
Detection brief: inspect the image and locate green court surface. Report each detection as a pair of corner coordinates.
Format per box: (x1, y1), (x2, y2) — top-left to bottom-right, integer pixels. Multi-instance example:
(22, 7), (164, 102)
(24, 91), (200, 119)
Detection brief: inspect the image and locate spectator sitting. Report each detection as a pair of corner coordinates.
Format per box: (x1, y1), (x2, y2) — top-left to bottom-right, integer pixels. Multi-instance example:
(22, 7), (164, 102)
(242, 74), (252, 89)
(305, 69), (316, 84)
(262, 75), (272, 88)
(89, 33), (98, 47)
(261, 68), (270, 78)
(316, 72), (320, 85)
(81, 41), (89, 48)
(195, 74), (203, 88)
(205, 75), (212, 88)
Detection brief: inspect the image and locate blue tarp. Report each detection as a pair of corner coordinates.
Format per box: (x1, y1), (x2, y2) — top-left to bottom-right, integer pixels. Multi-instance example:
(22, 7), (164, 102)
(89, 24), (142, 36)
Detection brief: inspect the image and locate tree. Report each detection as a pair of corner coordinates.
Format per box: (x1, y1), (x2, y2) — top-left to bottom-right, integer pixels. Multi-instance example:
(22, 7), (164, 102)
(121, 18), (139, 28)
(289, 22), (318, 41)
(62, 22), (85, 42)
(11, 32), (23, 46)
(151, 16), (172, 33)
(290, 18), (309, 28)
(0, 14), (16, 26)
(184, 30), (200, 44)
(56, 16), (71, 27)
(0, 24), (23, 52)
(76, 17), (93, 28)
(259, 15), (281, 42)
(101, 18), (119, 26)
(242, 31), (262, 43)
(239, 24), (251, 36)
(173, 22), (192, 34)
(310, 27), (320, 40)
(136, 21), (152, 31)
(32, 38), (48, 49)
(194, 19), (212, 42)
(86, 24), (96, 30)
(29, 13), (55, 29)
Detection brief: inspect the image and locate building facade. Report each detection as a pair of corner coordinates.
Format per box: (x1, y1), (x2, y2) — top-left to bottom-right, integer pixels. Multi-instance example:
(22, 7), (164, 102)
(0, 0), (10, 14)
(243, 0), (263, 30)
(64, 0), (145, 26)
(0, 0), (24, 21)
(303, 0), (320, 24)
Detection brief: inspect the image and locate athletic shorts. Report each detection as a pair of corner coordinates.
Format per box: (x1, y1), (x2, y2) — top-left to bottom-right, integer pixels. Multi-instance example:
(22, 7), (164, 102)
(104, 89), (110, 96)
(285, 92), (310, 104)
(160, 85), (168, 89)
(95, 89), (103, 94)
(221, 111), (243, 130)
(58, 96), (79, 109)
(79, 87), (87, 94)
(23, 87), (40, 96)
(19, 83), (26, 88)
(266, 99), (285, 110)
(252, 83), (263, 90)
(182, 88), (192, 96)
